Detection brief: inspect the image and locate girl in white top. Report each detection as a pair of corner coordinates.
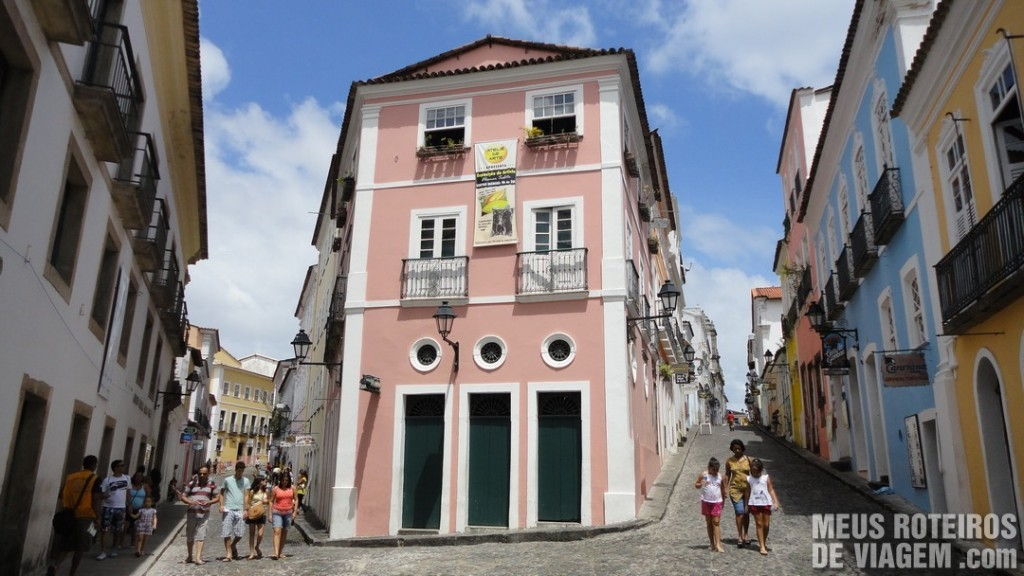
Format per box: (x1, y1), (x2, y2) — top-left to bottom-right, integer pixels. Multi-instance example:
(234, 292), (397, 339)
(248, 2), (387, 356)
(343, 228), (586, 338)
(744, 458), (781, 555)
(694, 457), (725, 552)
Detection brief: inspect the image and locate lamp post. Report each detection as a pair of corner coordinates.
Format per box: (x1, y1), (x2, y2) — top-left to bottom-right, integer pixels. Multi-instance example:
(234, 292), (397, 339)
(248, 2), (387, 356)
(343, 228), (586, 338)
(156, 370), (202, 405)
(626, 280), (681, 325)
(433, 301), (459, 373)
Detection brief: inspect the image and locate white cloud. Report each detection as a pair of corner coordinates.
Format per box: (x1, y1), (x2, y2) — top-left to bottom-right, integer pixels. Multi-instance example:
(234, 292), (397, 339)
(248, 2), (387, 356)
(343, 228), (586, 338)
(199, 37), (230, 101)
(464, 0), (597, 47)
(683, 259), (773, 410)
(186, 96), (343, 359)
(647, 103), (683, 131)
(643, 0), (852, 105)
(681, 207), (777, 268)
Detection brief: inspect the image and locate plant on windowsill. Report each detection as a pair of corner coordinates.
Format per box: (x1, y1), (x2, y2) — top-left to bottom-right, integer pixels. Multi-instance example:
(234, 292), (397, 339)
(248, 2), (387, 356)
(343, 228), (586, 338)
(524, 127), (582, 148)
(648, 234), (660, 253)
(338, 175), (355, 202)
(416, 137), (467, 158)
(638, 202), (652, 222)
(624, 151), (640, 177)
(658, 362), (674, 381)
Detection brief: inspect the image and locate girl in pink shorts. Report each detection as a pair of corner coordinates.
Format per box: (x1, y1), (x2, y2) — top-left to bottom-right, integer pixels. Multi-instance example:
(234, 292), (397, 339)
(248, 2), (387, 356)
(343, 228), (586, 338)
(694, 457), (725, 552)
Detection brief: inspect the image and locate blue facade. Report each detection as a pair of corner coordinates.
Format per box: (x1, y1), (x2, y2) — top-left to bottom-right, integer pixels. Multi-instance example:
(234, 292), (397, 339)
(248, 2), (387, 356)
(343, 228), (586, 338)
(816, 25), (938, 511)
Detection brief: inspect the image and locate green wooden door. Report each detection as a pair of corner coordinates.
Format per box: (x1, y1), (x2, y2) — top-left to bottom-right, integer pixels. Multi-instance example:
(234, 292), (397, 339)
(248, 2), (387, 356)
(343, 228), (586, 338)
(468, 394), (511, 527)
(402, 394), (445, 529)
(537, 392), (581, 522)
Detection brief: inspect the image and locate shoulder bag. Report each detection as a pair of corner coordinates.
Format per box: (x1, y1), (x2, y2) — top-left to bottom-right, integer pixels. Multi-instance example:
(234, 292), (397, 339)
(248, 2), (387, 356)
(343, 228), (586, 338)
(52, 474), (94, 536)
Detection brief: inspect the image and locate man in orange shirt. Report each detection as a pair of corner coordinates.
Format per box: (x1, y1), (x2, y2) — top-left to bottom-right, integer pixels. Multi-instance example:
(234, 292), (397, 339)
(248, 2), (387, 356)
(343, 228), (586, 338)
(48, 455), (100, 576)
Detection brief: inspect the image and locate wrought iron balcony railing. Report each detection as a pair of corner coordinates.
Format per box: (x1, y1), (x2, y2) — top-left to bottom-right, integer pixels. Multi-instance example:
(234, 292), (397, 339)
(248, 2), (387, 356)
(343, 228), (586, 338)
(851, 211), (878, 277)
(936, 174), (1024, 332)
(159, 282), (188, 356)
(869, 167), (904, 245)
(401, 256), (468, 299)
(75, 21), (142, 161)
(823, 273), (844, 322)
(132, 198), (169, 272)
(516, 248), (588, 295)
(328, 276), (347, 324)
(112, 132), (159, 230)
(797, 265), (813, 305)
(835, 245), (857, 301)
(151, 249), (180, 308)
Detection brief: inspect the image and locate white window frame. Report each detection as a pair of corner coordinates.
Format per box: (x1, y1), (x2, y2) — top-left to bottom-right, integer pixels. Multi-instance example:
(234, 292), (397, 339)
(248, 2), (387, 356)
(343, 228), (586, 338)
(473, 335), (508, 371)
(900, 258), (928, 349)
(877, 288), (899, 352)
(936, 116), (977, 242)
(409, 337), (442, 373)
(524, 84), (585, 137)
(522, 197), (584, 252)
(852, 134), (870, 214)
(408, 206), (467, 258)
(838, 175), (851, 241)
(417, 98), (472, 148)
(871, 78), (896, 172)
(974, 39), (1019, 199)
(541, 332), (577, 369)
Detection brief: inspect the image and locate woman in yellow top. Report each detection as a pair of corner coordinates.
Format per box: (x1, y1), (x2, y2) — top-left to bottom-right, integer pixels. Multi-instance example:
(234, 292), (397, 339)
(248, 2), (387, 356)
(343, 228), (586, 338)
(724, 439), (752, 547)
(295, 471), (308, 512)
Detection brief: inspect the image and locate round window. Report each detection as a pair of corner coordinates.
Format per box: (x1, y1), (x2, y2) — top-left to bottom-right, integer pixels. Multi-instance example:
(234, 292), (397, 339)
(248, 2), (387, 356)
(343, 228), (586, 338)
(473, 336), (507, 370)
(409, 338), (442, 372)
(541, 333), (576, 369)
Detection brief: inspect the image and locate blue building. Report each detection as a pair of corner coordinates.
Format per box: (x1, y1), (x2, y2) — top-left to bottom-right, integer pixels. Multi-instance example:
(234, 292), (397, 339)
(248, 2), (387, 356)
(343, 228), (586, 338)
(796, 0), (943, 512)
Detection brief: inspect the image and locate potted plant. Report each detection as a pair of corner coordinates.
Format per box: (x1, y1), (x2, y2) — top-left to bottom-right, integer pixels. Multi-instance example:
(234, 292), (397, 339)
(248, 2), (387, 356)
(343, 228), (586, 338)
(658, 362), (673, 381)
(648, 234), (659, 253)
(338, 175), (355, 202)
(638, 202), (651, 222)
(524, 126), (582, 148)
(624, 151), (640, 177)
(416, 137), (466, 158)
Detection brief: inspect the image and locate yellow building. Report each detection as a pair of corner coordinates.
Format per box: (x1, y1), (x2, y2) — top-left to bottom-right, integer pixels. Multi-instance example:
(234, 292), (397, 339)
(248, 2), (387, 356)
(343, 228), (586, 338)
(893, 0), (1023, 546)
(209, 350), (277, 473)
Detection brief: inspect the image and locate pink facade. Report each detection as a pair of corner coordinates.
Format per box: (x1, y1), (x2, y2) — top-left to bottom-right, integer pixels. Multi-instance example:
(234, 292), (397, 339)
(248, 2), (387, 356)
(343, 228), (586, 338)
(302, 38), (687, 538)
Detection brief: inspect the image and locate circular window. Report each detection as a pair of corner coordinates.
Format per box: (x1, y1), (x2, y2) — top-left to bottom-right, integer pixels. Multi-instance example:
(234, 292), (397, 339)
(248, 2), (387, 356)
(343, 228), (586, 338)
(541, 333), (576, 369)
(473, 336), (507, 370)
(410, 338), (441, 372)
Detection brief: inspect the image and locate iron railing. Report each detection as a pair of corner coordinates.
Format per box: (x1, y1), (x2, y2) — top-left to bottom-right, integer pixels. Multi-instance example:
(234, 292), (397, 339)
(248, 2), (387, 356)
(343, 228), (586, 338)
(113, 132), (159, 227)
(329, 276), (347, 323)
(836, 245), (857, 301)
(869, 167), (904, 245)
(133, 198), (169, 271)
(851, 211), (878, 277)
(81, 22), (142, 144)
(797, 265), (813, 305)
(516, 248), (588, 295)
(626, 260), (640, 316)
(400, 256), (468, 299)
(824, 273), (844, 321)
(151, 249), (180, 307)
(936, 174), (1024, 329)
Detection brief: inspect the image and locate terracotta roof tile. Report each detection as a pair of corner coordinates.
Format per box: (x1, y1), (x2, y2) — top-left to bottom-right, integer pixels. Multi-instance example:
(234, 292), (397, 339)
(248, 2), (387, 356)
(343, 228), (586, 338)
(751, 286), (782, 299)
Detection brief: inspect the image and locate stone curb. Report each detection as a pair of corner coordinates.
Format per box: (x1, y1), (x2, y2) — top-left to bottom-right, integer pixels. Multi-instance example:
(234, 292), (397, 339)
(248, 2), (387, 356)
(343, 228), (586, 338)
(293, 426), (698, 548)
(759, 425), (1024, 576)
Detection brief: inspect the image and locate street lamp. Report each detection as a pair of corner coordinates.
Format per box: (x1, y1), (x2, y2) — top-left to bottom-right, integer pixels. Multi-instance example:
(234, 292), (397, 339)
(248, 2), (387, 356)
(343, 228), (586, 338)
(764, 349), (773, 364)
(806, 301), (826, 332)
(433, 301), (459, 373)
(157, 370), (201, 398)
(289, 329), (343, 367)
(626, 280), (681, 325)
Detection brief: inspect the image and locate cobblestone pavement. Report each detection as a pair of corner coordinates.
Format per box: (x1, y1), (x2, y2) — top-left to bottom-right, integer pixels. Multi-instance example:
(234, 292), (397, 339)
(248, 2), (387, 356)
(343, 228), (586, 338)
(138, 427), (1002, 576)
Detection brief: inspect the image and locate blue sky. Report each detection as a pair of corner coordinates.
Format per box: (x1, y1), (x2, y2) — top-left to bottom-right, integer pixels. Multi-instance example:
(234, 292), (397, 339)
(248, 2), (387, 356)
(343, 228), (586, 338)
(189, 0), (853, 407)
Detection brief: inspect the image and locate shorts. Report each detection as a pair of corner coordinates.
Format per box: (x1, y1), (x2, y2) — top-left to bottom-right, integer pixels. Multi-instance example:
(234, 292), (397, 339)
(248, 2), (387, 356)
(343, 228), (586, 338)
(220, 510), (246, 539)
(731, 498), (748, 515)
(57, 518), (95, 552)
(185, 513), (210, 541)
(271, 511), (292, 529)
(749, 505), (772, 515)
(100, 507), (126, 533)
(245, 515), (266, 526)
(701, 501), (723, 517)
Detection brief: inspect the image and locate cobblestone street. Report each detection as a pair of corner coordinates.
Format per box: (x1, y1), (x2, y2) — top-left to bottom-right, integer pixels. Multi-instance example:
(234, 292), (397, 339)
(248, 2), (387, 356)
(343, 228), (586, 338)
(130, 426), (1005, 576)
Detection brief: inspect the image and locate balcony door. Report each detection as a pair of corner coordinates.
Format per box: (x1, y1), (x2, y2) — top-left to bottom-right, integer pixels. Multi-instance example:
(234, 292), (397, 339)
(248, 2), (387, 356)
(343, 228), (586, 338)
(526, 206), (581, 292)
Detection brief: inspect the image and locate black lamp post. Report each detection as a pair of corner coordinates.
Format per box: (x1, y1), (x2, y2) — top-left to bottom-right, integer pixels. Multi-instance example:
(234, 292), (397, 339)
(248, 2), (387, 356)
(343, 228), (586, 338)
(157, 370), (201, 398)
(627, 280), (681, 325)
(433, 301), (459, 373)
(290, 329), (342, 367)
(806, 301), (826, 332)
(764, 349), (773, 364)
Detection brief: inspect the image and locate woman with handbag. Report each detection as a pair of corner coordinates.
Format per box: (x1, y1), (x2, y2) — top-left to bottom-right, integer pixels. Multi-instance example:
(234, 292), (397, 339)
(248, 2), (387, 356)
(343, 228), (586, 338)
(244, 477), (269, 559)
(269, 474), (298, 560)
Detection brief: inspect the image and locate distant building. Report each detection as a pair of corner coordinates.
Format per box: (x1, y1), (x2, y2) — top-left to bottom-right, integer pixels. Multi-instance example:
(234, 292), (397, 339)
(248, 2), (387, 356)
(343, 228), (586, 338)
(208, 350), (277, 473)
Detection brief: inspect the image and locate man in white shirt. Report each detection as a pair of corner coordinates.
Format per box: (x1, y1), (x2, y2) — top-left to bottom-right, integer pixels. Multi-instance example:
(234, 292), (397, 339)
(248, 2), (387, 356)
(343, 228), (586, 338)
(96, 460), (131, 560)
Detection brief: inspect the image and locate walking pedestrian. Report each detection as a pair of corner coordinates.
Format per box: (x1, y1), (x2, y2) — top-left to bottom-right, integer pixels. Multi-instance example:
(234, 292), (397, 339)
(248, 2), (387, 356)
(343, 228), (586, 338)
(47, 455), (99, 576)
(133, 496), (158, 557)
(219, 461), (251, 561)
(96, 460), (131, 559)
(125, 472), (148, 547)
(694, 457), (725, 552)
(724, 438), (752, 547)
(269, 474), (298, 560)
(244, 476), (270, 559)
(296, 470), (308, 511)
(745, 458), (781, 555)
(178, 465), (220, 564)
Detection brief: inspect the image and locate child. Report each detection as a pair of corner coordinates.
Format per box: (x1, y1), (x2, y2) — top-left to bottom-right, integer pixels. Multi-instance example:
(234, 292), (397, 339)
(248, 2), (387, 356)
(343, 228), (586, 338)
(744, 458), (781, 555)
(134, 496), (158, 557)
(694, 457), (725, 552)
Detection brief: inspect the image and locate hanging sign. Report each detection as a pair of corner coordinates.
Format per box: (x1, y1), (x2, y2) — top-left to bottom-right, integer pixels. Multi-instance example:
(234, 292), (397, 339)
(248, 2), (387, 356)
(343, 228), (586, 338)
(882, 352), (929, 387)
(821, 331), (850, 375)
(294, 434), (315, 447)
(473, 140), (518, 246)
(675, 373), (688, 385)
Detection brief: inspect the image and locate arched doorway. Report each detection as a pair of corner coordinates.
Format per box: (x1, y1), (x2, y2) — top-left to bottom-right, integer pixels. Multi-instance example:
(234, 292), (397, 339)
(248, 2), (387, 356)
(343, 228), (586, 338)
(976, 357), (1022, 550)
(862, 351), (889, 482)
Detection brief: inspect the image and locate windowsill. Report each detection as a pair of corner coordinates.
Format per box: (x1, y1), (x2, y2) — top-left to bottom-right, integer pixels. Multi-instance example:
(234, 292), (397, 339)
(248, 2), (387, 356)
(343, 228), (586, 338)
(524, 132), (581, 148)
(416, 145), (469, 159)
(43, 263), (74, 303)
(88, 317), (106, 342)
(516, 290), (588, 303)
(400, 296), (469, 308)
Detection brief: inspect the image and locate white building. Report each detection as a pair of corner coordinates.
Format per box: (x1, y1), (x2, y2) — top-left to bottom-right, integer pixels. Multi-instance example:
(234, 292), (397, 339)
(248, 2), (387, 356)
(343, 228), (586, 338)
(0, 2), (206, 573)
(747, 287), (783, 427)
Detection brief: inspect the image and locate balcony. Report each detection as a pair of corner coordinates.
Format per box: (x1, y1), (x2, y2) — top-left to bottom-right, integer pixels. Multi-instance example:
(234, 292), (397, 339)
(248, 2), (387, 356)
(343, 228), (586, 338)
(936, 174), (1024, 333)
(150, 250), (179, 308)
(401, 256), (468, 302)
(111, 132), (159, 230)
(516, 248), (588, 299)
(836, 245), (858, 301)
(228, 424), (238, 435)
(626, 260), (640, 317)
(869, 167), (904, 245)
(524, 132), (581, 149)
(132, 198), (169, 272)
(850, 212), (878, 277)
(324, 276), (347, 363)
(31, 0), (93, 45)
(73, 22), (142, 162)
(159, 283), (188, 356)
(796, 266), (813, 305)
(823, 274), (844, 322)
